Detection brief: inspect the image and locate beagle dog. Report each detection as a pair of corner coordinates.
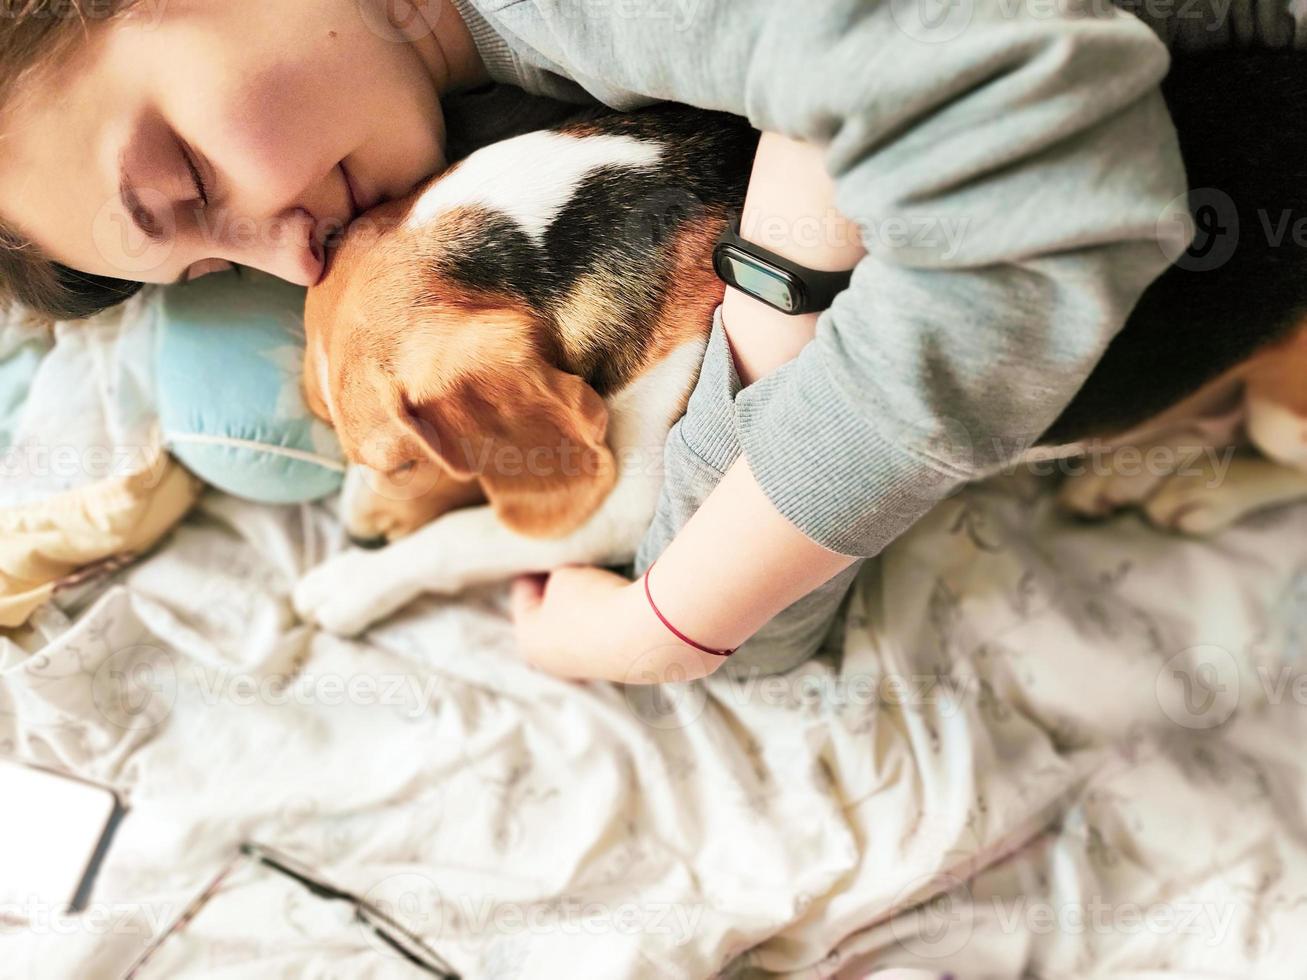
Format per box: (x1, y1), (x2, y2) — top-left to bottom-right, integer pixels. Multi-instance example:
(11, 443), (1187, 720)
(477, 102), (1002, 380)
(294, 105), (757, 634)
(295, 52), (1307, 636)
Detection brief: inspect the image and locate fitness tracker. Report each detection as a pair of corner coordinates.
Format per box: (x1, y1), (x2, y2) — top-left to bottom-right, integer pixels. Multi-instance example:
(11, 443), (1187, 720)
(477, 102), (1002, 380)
(712, 215), (854, 316)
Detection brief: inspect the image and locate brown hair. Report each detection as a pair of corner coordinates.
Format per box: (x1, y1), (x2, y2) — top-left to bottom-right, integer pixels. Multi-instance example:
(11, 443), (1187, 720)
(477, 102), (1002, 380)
(0, 0), (145, 320)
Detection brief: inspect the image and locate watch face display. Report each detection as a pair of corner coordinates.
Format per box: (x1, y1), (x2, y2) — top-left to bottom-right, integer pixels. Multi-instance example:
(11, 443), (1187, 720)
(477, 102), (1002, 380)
(717, 248), (801, 313)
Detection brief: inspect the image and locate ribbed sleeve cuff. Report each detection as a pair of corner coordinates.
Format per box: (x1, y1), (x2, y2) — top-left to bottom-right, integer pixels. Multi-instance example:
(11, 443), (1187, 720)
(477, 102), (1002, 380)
(678, 309), (959, 559)
(736, 368), (954, 557)
(675, 310), (744, 475)
(449, 0), (523, 86)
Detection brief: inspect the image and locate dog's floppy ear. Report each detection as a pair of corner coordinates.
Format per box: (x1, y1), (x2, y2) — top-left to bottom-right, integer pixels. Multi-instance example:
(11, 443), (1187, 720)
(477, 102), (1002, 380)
(402, 352), (618, 539)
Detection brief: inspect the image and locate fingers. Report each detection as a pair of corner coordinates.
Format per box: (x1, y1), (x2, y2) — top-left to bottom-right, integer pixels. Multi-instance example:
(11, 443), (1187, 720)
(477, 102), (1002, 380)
(509, 572), (549, 623)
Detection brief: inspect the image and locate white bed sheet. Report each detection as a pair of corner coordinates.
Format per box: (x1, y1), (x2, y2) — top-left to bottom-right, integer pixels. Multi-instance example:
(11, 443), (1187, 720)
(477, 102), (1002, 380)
(2, 471), (1305, 979)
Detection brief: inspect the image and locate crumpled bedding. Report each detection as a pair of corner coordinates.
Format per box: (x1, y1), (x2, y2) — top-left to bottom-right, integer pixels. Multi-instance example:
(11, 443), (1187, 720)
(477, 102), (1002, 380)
(1, 470), (1305, 979)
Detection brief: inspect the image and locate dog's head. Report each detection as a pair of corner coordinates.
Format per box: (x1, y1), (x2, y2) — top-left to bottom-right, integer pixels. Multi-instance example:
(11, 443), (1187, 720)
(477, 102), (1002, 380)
(302, 197), (618, 547)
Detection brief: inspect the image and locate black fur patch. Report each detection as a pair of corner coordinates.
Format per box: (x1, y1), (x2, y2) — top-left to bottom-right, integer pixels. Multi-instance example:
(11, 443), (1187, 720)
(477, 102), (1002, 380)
(420, 104), (757, 394)
(422, 208), (553, 309)
(553, 107), (755, 391)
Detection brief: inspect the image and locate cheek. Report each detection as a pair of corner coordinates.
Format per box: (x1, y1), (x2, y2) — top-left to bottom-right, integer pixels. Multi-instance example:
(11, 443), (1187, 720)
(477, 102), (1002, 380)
(243, 33), (443, 193)
(345, 58), (447, 202)
(203, 59), (354, 201)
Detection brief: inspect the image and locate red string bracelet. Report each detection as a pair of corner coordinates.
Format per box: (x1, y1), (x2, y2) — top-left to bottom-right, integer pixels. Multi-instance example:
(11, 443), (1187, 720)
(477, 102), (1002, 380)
(642, 560), (735, 657)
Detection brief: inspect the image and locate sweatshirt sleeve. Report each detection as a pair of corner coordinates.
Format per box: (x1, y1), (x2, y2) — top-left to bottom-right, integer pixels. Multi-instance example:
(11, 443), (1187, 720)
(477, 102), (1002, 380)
(472, 0), (1191, 556)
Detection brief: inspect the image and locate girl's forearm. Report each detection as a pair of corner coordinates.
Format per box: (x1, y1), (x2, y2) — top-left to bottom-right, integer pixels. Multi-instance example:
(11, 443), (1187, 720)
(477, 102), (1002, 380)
(525, 458), (857, 685)
(625, 457), (857, 670)
(722, 132), (867, 385)
(530, 457), (857, 684)
(526, 133), (868, 685)
(592, 134), (866, 683)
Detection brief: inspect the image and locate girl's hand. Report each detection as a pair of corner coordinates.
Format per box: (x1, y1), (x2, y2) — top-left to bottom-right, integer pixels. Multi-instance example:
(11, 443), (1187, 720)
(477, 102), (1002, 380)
(508, 565), (638, 681)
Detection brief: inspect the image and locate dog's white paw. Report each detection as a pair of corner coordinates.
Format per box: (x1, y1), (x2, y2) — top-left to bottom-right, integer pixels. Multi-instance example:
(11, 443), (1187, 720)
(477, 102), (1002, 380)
(294, 549), (419, 636)
(1143, 471), (1236, 535)
(1247, 396), (1307, 469)
(1143, 453), (1307, 535)
(1057, 461), (1169, 519)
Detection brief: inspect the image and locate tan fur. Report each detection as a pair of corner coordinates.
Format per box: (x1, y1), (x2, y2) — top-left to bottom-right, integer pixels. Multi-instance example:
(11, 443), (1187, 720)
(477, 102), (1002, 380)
(303, 195), (623, 541)
(1053, 316), (1307, 531)
(346, 466), (486, 542)
(652, 214), (728, 354)
(398, 302), (619, 539)
(1247, 319), (1307, 415)
(640, 214), (729, 421)
(552, 272), (635, 365)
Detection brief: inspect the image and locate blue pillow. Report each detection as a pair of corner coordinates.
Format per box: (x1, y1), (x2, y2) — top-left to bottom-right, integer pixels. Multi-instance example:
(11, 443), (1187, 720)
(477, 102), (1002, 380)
(0, 332), (49, 452)
(155, 270), (344, 504)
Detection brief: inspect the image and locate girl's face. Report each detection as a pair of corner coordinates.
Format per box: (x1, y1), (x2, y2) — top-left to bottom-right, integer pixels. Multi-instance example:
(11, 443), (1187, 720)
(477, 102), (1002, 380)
(0, 0), (480, 287)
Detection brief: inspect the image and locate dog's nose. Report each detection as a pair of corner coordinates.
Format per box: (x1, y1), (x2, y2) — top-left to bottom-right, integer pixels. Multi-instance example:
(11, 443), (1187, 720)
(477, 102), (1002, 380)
(348, 533), (390, 551)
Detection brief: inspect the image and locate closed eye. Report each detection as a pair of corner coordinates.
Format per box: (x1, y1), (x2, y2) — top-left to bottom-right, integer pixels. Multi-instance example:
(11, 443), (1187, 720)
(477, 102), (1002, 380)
(174, 133), (235, 284)
(174, 134), (209, 208)
(389, 461), (418, 477)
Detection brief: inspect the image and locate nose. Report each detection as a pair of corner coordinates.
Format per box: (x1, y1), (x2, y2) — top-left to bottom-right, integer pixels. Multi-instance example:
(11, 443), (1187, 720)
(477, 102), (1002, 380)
(215, 207), (326, 287)
(348, 533), (390, 551)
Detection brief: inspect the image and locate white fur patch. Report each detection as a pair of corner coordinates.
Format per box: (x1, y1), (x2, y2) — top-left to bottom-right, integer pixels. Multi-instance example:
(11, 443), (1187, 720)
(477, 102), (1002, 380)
(339, 465), (370, 537)
(1248, 396), (1307, 468)
(403, 132), (663, 240)
(591, 338), (708, 545)
(605, 339), (706, 461)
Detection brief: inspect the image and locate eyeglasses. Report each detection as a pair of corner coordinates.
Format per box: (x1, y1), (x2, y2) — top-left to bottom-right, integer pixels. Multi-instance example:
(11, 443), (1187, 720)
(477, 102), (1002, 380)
(120, 842), (459, 979)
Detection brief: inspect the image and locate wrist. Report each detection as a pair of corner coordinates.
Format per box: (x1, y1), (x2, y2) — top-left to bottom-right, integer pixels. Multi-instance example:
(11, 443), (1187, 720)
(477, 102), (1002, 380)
(581, 578), (676, 682)
(722, 132), (865, 385)
(738, 132), (866, 271)
(615, 572), (730, 684)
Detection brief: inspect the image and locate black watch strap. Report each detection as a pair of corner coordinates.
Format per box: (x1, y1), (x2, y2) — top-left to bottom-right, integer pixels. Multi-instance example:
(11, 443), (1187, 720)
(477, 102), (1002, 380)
(713, 214), (854, 315)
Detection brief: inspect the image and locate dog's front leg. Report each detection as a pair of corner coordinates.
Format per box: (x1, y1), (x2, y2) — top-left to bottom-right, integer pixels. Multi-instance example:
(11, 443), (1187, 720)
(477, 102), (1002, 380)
(292, 520), (444, 636)
(294, 469), (658, 636)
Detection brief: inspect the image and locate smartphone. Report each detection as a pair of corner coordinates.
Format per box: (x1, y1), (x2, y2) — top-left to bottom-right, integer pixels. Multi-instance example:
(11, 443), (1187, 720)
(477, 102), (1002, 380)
(0, 758), (126, 914)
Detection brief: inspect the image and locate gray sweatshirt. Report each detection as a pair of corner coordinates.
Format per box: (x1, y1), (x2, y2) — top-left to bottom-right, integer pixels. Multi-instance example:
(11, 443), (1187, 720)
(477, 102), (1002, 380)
(450, 0), (1190, 564)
